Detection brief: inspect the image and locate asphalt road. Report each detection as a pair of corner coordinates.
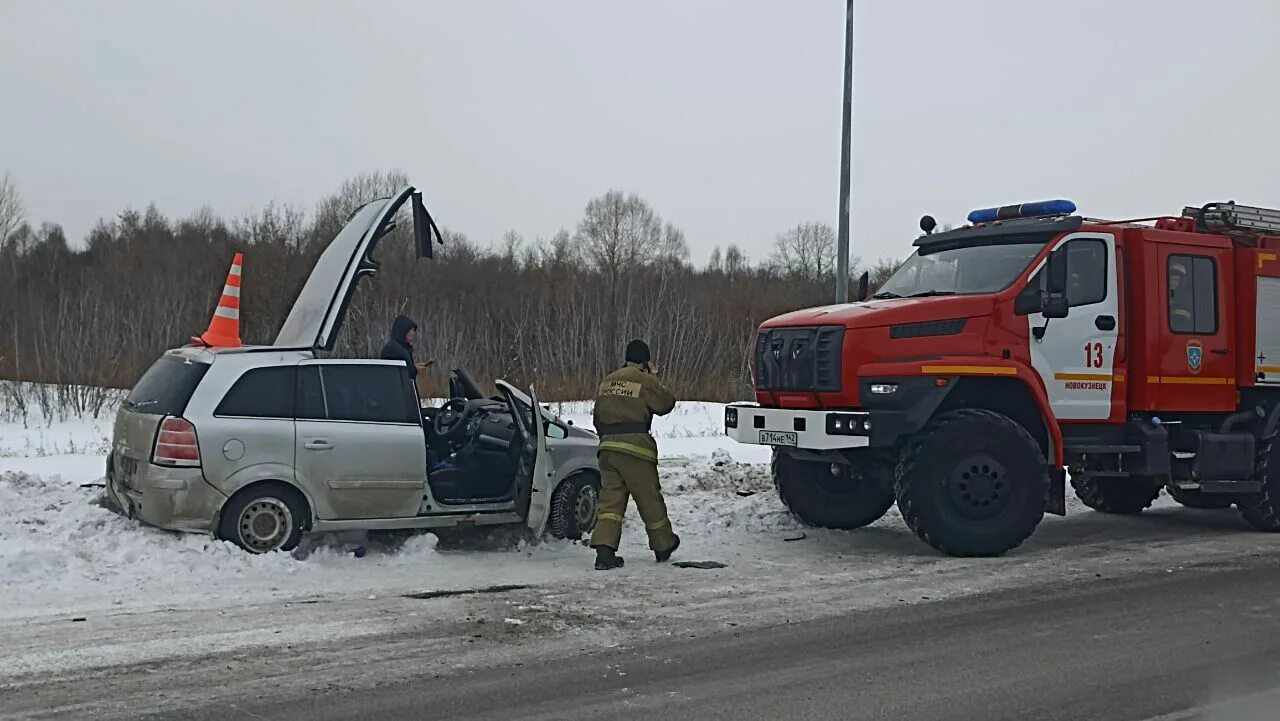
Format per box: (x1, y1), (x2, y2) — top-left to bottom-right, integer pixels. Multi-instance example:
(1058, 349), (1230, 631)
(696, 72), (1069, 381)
(163, 557), (1280, 721)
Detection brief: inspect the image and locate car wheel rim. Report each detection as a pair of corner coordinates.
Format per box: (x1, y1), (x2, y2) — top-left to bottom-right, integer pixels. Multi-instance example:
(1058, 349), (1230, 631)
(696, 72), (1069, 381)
(575, 485), (598, 529)
(238, 498), (293, 552)
(946, 454), (1010, 520)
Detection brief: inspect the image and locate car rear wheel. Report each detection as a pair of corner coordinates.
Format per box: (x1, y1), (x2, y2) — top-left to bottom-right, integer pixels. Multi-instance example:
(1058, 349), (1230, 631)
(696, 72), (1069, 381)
(548, 473), (600, 540)
(218, 483), (307, 554)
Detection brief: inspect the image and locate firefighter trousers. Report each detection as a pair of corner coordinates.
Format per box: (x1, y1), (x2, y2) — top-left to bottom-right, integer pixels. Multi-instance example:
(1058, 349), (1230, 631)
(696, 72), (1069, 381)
(590, 449), (676, 552)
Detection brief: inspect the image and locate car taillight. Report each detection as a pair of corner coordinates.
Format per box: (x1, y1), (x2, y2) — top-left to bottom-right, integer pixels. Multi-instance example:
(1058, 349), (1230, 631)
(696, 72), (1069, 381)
(153, 417), (201, 467)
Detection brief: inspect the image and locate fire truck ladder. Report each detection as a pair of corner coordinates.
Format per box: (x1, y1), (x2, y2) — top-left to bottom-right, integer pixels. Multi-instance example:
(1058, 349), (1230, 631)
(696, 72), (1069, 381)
(1184, 202), (1280, 235)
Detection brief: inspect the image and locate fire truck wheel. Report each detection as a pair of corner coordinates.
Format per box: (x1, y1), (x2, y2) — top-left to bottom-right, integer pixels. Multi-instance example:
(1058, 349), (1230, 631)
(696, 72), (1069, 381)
(895, 409), (1046, 557)
(1070, 475), (1160, 514)
(772, 450), (896, 530)
(1239, 439), (1280, 531)
(1167, 484), (1235, 510)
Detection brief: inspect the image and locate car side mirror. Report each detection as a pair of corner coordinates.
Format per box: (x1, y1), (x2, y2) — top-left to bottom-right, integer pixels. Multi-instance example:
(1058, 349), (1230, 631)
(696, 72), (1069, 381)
(856, 271), (870, 302)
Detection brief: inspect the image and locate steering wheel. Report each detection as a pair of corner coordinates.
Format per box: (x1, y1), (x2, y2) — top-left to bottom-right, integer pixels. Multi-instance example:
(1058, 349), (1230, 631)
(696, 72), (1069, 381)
(433, 399), (471, 440)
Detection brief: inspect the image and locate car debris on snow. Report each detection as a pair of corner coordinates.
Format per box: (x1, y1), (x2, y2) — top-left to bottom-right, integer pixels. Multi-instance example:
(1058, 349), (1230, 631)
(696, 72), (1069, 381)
(672, 561), (727, 569)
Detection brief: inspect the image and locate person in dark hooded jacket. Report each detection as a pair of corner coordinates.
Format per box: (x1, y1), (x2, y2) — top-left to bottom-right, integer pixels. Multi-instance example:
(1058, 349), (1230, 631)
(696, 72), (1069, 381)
(380, 315), (431, 377)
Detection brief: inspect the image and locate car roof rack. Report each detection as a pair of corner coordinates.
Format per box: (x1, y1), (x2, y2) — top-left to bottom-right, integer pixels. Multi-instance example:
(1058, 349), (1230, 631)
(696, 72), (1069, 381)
(1183, 202), (1280, 235)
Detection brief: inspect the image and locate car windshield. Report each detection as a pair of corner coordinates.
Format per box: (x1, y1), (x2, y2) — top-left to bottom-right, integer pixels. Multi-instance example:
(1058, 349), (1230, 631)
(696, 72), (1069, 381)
(874, 242), (1045, 298)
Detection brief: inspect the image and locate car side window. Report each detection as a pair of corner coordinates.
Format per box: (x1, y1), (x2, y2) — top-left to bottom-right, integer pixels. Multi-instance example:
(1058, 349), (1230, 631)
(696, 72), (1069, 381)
(296, 366), (326, 420)
(319, 364), (418, 424)
(214, 367), (295, 418)
(1168, 254), (1218, 334)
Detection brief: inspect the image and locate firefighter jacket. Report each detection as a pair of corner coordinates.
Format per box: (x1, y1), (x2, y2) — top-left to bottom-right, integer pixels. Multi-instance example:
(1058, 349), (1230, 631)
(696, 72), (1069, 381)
(592, 362), (676, 462)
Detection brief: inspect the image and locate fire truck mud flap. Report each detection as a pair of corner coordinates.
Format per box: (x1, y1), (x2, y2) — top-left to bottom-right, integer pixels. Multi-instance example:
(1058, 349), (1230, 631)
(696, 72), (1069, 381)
(1047, 466), (1066, 516)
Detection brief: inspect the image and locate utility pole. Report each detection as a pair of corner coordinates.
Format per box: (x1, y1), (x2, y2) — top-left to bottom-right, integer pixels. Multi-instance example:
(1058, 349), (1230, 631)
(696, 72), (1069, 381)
(835, 0), (854, 303)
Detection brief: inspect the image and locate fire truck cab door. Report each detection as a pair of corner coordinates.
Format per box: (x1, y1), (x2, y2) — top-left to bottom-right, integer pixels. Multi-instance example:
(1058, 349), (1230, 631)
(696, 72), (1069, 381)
(1026, 232), (1121, 421)
(1153, 244), (1235, 412)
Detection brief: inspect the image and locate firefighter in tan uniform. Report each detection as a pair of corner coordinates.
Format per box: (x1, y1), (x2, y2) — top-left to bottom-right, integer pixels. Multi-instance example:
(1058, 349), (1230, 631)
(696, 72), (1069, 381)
(590, 340), (680, 570)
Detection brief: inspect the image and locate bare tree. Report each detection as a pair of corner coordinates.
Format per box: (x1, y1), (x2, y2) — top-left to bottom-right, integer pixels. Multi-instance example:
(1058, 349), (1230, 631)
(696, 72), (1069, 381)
(706, 246), (723, 273)
(769, 222), (836, 281)
(500, 230), (523, 265)
(868, 256), (904, 290)
(0, 174), (879, 405)
(575, 190), (663, 371)
(576, 190), (660, 275)
(724, 244), (749, 277)
(656, 222), (690, 269)
(0, 173), (24, 248)
(311, 169), (412, 241)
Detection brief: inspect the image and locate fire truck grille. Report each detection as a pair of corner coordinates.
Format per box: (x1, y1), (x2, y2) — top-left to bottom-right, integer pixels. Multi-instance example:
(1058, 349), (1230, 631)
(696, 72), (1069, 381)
(755, 326), (844, 392)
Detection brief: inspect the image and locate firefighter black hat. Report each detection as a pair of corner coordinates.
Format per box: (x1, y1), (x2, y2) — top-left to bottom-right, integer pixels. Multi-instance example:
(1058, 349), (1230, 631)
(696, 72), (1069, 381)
(625, 339), (651, 365)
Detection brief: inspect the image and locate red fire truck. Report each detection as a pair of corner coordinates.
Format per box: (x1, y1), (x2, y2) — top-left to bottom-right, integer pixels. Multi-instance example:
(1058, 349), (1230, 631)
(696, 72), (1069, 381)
(725, 200), (1280, 556)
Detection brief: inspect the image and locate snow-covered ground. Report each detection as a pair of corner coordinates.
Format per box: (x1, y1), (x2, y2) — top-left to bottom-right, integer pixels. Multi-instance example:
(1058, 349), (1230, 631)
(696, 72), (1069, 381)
(6, 394), (1280, 717)
(0, 400), (775, 621)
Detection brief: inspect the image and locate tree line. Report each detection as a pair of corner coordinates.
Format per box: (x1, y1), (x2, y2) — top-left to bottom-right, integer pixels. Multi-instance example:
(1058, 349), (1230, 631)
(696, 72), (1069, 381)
(0, 171), (902, 406)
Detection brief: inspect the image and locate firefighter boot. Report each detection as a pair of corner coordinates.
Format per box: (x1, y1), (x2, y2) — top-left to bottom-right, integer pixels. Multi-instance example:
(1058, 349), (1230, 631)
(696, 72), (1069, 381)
(655, 533), (680, 563)
(593, 546), (625, 570)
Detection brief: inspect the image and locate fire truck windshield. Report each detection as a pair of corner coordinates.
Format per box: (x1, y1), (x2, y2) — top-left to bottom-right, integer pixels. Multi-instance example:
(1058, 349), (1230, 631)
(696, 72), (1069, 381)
(874, 241), (1045, 299)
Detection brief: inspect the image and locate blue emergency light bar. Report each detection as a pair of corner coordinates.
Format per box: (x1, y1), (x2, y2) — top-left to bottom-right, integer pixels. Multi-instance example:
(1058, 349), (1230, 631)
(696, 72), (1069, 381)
(967, 199), (1077, 224)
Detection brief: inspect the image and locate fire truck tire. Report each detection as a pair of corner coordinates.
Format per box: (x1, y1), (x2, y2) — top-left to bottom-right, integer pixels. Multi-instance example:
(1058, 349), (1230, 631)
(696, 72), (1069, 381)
(1239, 437), (1280, 531)
(1070, 475), (1160, 514)
(1167, 485), (1235, 510)
(894, 409), (1046, 557)
(772, 450), (895, 530)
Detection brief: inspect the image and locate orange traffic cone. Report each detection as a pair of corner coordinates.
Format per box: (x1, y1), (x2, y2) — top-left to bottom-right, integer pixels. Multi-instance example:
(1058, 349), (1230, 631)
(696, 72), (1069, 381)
(193, 252), (244, 348)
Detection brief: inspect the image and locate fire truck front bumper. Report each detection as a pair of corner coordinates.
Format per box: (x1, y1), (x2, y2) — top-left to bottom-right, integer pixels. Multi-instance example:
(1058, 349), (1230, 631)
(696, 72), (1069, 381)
(725, 404), (903, 451)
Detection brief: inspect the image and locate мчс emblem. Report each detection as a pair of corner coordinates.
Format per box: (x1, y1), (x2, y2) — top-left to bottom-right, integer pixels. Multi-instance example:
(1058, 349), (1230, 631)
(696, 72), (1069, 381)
(1186, 339), (1203, 374)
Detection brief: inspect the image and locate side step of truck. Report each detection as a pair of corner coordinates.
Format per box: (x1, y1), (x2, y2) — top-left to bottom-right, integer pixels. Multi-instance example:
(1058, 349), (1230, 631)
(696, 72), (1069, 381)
(1171, 480), (1263, 493)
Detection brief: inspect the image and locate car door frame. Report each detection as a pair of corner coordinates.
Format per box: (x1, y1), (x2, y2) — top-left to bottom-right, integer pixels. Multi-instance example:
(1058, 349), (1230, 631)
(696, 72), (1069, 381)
(493, 381), (554, 533)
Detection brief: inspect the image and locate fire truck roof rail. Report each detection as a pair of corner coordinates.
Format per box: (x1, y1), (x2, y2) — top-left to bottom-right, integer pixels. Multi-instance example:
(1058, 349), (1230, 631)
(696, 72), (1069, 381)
(1184, 202), (1280, 235)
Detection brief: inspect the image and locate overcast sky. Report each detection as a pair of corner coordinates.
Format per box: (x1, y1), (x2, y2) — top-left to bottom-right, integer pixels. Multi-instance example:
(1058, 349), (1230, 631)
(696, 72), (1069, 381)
(3, 0), (1279, 265)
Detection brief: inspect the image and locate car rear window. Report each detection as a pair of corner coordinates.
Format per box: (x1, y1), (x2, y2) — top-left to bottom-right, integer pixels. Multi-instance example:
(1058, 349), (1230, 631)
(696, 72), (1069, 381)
(123, 356), (211, 416)
(215, 367), (296, 418)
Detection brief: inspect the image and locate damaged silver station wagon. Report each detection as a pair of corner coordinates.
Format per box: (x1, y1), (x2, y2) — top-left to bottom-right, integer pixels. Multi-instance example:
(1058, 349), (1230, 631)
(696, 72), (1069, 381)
(105, 185), (601, 553)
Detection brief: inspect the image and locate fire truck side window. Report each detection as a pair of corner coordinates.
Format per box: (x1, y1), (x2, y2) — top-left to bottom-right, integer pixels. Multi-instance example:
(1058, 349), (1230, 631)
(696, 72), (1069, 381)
(1167, 254), (1218, 335)
(1064, 240), (1106, 307)
(1014, 239), (1107, 314)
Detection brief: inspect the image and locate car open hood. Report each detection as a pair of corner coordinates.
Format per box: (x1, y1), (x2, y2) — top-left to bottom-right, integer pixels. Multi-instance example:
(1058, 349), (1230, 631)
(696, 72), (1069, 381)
(274, 186), (415, 351)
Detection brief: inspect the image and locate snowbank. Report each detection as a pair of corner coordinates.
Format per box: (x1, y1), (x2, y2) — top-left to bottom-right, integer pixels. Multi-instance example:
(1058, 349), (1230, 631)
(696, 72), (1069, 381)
(0, 398), (786, 618)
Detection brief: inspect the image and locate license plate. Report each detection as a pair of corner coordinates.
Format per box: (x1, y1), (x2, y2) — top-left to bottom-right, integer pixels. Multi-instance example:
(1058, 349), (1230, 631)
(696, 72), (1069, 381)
(117, 454), (138, 488)
(759, 430), (798, 447)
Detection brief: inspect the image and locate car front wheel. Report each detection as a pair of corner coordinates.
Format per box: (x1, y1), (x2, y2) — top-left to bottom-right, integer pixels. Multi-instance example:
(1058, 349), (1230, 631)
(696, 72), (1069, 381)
(548, 473), (600, 540)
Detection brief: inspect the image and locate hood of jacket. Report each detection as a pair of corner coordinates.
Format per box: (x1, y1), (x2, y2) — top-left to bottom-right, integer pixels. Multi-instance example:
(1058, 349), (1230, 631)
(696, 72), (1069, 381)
(390, 315), (417, 349)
